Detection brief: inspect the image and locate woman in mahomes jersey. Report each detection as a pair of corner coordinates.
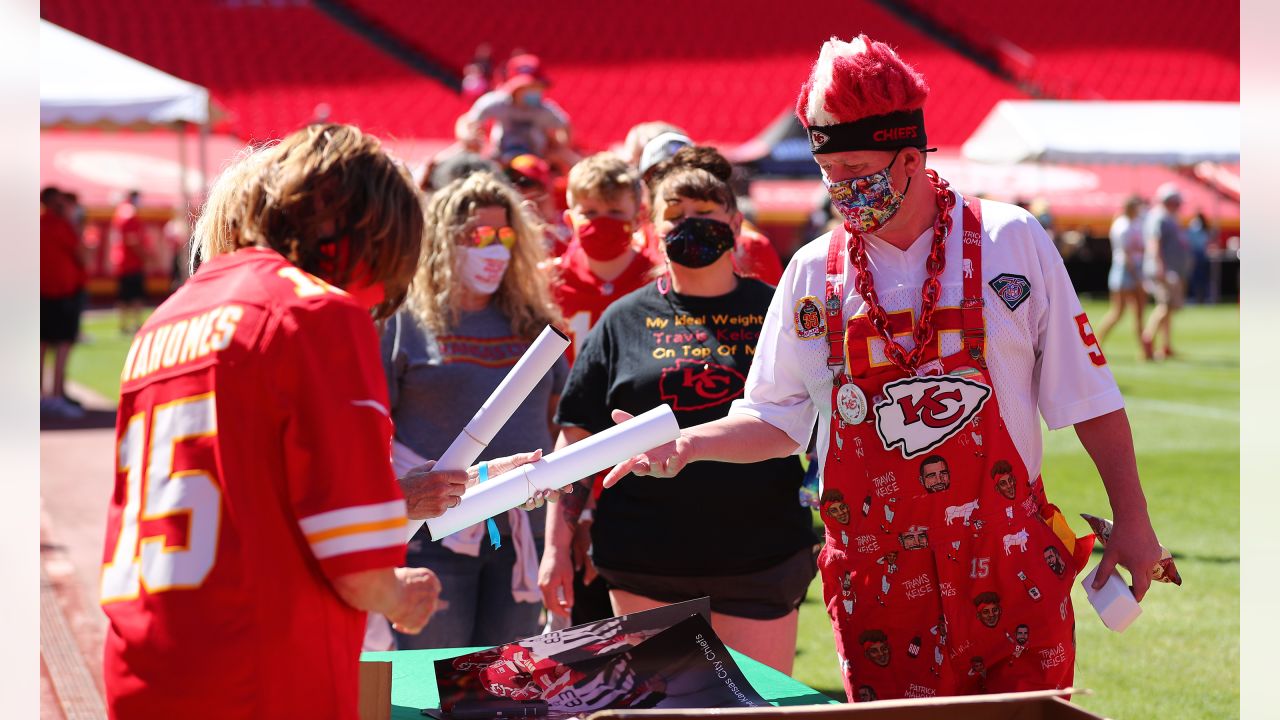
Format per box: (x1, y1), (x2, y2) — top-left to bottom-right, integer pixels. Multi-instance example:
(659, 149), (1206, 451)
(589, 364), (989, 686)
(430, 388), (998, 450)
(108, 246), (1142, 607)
(103, 124), (446, 719)
(383, 171), (568, 650)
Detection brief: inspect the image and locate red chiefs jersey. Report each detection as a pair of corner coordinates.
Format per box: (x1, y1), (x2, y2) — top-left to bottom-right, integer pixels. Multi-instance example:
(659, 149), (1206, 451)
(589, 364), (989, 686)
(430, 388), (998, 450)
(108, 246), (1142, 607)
(110, 203), (145, 276)
(551, 241), (656, 365)
(734, 226), (783, 286)
(101, 247), (408, 719)
(40, 206), (85, 297)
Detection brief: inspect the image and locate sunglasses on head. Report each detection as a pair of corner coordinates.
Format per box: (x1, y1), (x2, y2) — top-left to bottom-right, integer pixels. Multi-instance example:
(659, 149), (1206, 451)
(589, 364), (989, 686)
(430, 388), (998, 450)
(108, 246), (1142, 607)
(466, 225), (517, 249)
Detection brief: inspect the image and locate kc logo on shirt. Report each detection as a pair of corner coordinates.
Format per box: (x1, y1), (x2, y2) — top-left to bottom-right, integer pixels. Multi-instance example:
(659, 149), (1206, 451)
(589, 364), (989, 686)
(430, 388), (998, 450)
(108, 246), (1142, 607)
(658, 358), (746, 411)
(874, 376), (992, 458)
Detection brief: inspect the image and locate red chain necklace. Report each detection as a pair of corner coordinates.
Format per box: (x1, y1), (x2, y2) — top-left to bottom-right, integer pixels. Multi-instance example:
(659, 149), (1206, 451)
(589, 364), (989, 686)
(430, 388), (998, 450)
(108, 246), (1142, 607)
(846, 169), (956, 374)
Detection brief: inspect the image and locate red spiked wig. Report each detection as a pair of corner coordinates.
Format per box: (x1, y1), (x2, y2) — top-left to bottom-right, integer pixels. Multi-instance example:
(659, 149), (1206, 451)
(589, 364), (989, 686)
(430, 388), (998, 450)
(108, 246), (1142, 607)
(795, 35), (931, 154)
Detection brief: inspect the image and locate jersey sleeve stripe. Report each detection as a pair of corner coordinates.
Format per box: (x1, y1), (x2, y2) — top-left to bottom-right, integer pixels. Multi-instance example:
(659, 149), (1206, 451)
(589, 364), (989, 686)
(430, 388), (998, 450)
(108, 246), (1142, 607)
(309, 526), (407, 560)
(305, 516), (407, 544)
(298, 499), (406, 535)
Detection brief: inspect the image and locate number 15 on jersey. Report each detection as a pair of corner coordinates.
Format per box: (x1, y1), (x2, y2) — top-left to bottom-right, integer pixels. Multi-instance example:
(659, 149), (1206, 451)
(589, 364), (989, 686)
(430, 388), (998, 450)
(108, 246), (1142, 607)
(102, 393), (223, 604)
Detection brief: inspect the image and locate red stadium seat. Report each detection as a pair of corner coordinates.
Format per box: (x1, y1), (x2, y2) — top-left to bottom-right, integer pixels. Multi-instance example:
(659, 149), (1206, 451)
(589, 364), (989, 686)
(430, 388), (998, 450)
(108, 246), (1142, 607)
(42, 1), (1235, 150)
(42, 0), (469, 141)
(902, 0), (1239, 102)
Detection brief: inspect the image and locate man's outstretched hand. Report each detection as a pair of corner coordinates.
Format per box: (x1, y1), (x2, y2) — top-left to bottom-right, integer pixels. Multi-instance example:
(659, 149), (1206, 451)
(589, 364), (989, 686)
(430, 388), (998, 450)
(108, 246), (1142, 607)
(601, 410), (696, 487)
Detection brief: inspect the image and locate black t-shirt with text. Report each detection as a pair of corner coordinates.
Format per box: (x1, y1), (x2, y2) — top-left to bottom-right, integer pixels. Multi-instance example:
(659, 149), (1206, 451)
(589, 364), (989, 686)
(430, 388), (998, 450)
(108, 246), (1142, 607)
(556, 278), (816, 576)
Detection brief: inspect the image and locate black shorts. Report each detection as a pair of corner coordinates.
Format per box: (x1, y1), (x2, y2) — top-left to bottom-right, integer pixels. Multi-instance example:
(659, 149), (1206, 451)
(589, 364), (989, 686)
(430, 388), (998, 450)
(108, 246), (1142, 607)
(594, 544), (818, 621)
(40, 294), (83, 344)
(118, 272), (146, 302)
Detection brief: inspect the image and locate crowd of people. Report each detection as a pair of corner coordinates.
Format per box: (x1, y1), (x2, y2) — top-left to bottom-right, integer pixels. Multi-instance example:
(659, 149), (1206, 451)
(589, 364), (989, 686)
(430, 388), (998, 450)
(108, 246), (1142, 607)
(38, 187), (173, 418)
(1095, 182), (1212, 360)
(89, 34), (1169, 719)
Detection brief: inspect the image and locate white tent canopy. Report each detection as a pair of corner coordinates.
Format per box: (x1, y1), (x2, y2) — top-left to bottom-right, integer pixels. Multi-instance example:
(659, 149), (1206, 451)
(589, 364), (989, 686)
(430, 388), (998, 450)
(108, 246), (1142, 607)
(962, 100), (1239, 165)
(40, 20), (211, 127)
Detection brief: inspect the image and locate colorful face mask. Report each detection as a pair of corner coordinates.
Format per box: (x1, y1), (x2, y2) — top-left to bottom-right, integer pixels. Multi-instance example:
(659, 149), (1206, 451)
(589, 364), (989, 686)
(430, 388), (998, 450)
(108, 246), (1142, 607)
(824, 149), (910, 234)
(459, 245), (511, 295)
(573, 215), (634, 261)
(663, 217), (736, 269)
(520, 89), (543, 107)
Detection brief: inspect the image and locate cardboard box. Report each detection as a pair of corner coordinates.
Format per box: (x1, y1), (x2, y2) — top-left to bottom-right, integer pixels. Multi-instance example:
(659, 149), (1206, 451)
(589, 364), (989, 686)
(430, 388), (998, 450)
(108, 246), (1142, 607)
(358, 660), (392, 720)
(585, 689), (1109, 719)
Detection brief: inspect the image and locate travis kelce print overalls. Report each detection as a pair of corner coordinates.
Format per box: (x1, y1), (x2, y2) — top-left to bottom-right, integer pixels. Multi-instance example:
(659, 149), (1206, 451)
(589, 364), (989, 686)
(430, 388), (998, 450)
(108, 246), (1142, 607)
(817, 188), (1093, 701)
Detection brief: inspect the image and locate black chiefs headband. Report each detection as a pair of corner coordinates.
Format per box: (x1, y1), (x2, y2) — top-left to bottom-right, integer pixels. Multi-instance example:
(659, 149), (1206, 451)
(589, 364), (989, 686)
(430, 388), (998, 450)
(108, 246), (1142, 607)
(808, 109), (928, 155)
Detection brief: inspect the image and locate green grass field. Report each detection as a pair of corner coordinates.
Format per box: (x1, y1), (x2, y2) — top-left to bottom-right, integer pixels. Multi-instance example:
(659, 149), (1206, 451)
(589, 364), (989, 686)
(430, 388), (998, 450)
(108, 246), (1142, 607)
(67, 299), (1239, 718)
(66, 309), (153, 402)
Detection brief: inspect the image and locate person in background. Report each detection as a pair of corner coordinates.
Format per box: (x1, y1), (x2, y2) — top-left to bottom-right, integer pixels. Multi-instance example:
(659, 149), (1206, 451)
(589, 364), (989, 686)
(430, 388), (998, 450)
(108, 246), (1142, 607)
(464, 54), (577, 169)
(646, 145), (784, 285)
(543, 153), (656, 627)
(550, 153), (655, 358)
(384, 172), (567, 650)
(1094, 196), (1146, 349)
(111, 190), (147, 334)
(62, 191), (86, 236)
(1186, 210), (1212, 304)
(506, 153), (572, 256)
(1141, 182), (1192, 360)
(637, 130), (694, 188)
(623, 121), (687, 174)
(39, 186), (87, 419)
(422, 151), (503, 196)
(542, 165), (817, 674)
(461, 43), (495, 103)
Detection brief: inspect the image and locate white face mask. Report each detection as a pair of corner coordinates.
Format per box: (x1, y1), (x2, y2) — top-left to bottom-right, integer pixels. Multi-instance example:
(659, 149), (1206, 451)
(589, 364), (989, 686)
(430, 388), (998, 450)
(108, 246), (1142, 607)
(459, 244), (511, 295)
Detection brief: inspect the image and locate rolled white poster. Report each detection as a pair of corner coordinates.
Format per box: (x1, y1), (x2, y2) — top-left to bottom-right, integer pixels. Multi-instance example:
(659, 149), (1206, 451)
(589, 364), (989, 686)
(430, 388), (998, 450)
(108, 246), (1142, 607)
(425, 405), (681, 540)
(405, 325), (570, 540)
(434, 325), (570, 473)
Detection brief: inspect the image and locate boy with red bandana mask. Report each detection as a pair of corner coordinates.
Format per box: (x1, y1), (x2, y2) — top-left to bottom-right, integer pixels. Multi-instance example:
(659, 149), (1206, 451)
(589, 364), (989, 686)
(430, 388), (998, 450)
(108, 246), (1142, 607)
(547, 154), (655, 627)
(551, 153), (655, 365)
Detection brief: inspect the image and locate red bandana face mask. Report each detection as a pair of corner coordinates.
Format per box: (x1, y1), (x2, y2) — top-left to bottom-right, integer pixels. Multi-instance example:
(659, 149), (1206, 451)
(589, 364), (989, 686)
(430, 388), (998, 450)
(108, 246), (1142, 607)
(343, 273), (386, 311)
(573, 215), (634, 261)
(316, 237), (387, 311)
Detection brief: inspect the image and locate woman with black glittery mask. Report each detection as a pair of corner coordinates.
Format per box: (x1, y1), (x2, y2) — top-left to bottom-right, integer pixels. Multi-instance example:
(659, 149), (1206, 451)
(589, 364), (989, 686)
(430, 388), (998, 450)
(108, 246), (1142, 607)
(544, 157), (817, 675)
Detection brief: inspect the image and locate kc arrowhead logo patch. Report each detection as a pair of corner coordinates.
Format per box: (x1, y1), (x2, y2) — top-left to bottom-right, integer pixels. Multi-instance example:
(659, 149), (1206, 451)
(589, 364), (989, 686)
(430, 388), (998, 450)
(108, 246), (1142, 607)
(874, 376), (992, 458)
(809, 129), (830, 151)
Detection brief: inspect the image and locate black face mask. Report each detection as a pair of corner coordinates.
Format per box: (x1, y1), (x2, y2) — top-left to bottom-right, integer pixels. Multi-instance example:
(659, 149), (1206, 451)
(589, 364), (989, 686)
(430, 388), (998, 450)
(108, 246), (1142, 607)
(663, 217), (736, 269)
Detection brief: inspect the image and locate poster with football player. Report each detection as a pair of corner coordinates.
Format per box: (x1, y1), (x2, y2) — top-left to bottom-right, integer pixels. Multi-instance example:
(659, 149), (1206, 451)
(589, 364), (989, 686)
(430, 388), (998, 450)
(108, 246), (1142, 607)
(434, 598), (764, 714)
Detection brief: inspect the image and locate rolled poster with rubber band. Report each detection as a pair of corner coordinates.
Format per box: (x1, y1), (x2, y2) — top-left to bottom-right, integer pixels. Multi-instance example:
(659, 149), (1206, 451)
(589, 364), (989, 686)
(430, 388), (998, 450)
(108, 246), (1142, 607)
(426, 405), (682, 539)
(405, 325), (570, 540)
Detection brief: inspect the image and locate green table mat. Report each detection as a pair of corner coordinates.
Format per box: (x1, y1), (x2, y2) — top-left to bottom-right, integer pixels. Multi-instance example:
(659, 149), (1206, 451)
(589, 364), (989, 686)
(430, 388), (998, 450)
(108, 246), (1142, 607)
(361, 646), (839, 718)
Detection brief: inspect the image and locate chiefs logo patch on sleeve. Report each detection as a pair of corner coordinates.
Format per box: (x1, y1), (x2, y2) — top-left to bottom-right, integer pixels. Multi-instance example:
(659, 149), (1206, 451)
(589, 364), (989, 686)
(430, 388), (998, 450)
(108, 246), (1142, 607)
(875, 376), (992, 458)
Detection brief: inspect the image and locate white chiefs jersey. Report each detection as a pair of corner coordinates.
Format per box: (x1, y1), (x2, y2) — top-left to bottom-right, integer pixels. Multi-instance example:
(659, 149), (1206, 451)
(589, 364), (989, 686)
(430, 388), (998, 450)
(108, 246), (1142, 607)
(730, 192), (1123, 485)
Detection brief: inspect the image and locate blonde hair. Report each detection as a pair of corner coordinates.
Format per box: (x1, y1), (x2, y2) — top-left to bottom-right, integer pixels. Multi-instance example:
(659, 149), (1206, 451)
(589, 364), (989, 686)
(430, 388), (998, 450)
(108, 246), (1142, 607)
(566, 153), (643, 208)
(408, 172), (561, 340)
(192, 145), (269, 269)
(191, 124), (424, 319)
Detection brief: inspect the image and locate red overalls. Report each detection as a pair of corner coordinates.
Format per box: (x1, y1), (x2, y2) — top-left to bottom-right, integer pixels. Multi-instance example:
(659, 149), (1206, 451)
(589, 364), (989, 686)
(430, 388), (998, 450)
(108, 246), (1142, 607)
(817, 197), (1094, 702)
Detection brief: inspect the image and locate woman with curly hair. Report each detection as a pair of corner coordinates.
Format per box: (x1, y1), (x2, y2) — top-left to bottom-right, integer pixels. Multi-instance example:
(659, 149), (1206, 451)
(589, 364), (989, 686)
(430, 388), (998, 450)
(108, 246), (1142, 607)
(384, 171), (567, 649)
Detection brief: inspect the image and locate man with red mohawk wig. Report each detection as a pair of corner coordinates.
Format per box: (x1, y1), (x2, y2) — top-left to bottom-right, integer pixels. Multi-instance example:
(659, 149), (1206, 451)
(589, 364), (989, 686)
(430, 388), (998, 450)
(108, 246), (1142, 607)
(603, 35), (1164, 700)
